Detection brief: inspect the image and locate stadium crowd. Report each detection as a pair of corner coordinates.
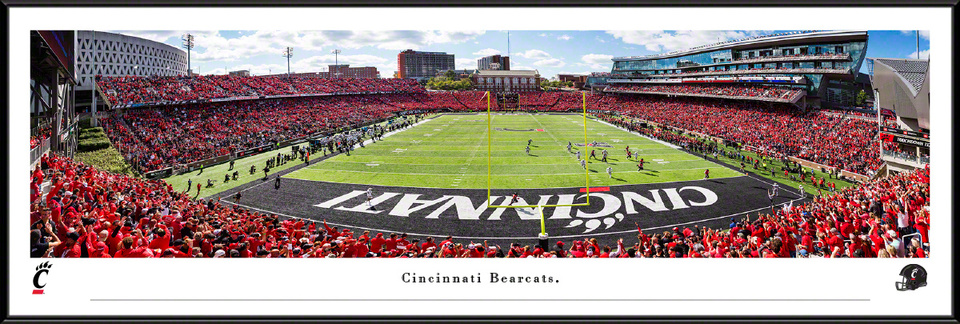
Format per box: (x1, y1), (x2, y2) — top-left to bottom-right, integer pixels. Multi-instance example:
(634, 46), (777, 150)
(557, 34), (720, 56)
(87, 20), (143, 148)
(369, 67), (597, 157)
(30, 151), (929, 258)
(590, 94), (881, 175)
(98, 87), (883, 176)
(96, 75), (423, 106)
(606, 84), (803, 101)
(31, 122), (52, 149)
(31, 133), (49, 150)
(104, 95), (407, 172)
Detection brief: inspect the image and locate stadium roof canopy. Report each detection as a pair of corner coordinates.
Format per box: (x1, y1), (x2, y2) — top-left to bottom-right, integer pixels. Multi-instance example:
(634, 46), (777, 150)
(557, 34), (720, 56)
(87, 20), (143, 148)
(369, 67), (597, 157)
(613, 30), (868, 62)
(871, 58), (929, 95)
(869, 57), (930, 130)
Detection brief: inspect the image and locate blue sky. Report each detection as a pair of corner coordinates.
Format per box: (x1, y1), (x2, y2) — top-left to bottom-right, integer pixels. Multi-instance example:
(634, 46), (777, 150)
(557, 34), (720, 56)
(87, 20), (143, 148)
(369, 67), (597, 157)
(110, 30), (930, 79)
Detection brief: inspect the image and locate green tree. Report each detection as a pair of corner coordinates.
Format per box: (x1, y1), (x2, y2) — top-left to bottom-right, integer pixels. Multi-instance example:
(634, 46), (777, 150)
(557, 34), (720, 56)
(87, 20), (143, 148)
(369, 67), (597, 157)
(855, 89), (867, 107)
(444, 70), (456, 79)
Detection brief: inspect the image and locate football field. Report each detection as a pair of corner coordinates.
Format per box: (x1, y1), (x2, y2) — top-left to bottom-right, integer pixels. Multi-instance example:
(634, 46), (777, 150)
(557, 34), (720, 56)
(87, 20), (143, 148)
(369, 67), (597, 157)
(285, 113), (742, 189)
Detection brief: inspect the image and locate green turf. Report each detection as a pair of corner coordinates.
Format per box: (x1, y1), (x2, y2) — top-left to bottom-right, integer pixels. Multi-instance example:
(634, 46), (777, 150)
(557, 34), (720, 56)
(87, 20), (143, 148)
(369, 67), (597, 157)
(162, 146), (310, 197)
(285, 114), (742, 189)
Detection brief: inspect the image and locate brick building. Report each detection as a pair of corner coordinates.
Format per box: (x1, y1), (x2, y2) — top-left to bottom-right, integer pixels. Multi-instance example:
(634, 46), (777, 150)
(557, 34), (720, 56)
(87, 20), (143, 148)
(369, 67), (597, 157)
(472, 70), (541, 92)
(478, 55), (510, 70)
(397, 49), (455, 81)
(557, 74), (589, 89)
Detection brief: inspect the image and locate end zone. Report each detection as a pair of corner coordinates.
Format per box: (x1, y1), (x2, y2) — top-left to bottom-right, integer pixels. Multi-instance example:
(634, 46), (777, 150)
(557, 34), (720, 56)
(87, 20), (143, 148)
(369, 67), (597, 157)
(225, 174), (806, 246)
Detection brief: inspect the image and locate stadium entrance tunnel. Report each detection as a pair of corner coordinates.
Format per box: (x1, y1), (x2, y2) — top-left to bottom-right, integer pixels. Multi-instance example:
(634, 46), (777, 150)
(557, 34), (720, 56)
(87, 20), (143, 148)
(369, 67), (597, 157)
(227, 176), (802, 246)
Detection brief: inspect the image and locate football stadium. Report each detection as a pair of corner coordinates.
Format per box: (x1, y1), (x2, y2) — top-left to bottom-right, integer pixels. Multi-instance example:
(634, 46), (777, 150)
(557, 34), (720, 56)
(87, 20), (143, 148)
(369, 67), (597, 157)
(29, 30), (931, 259)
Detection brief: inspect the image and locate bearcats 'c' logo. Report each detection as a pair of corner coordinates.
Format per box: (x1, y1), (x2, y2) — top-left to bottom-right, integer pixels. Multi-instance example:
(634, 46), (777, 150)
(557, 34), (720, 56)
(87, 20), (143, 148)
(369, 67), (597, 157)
(33, 261), (52, 295)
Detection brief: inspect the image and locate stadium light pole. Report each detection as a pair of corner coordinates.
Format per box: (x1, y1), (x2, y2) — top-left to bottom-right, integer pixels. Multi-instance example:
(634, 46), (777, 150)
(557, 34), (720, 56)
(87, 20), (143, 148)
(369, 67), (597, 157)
(916, 31), (920, 59)
(331, 49), (341, 78)
(181, 33), (194, 76)
(283, 47), (294, 77)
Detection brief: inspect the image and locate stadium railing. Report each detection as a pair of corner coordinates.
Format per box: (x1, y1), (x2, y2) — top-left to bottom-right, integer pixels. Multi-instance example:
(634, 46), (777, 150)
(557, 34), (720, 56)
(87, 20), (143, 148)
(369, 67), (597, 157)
(30, 137), (50, 168)
(900, 232), (925, 250)
(603, 89), (798, 104)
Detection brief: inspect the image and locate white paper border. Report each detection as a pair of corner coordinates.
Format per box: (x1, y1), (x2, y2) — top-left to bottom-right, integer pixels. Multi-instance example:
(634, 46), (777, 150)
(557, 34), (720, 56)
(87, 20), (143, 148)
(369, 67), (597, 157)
(8, 6), (953, 317)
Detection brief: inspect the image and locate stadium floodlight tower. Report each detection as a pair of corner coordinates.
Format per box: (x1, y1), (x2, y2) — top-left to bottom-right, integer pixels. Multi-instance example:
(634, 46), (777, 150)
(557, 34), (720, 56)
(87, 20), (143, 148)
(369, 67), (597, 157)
(282, 47), (294, 77)
(331, 49), (342, 78)
(181, 33), (194, 76)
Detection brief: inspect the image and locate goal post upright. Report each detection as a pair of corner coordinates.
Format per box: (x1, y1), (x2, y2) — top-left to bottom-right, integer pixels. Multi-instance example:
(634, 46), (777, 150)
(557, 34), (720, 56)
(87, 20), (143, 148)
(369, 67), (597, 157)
(583, 91), (590, 205)
(485, 90), (592, 209)
(539, 205), (546, 236)
(487, 91), (492, 207)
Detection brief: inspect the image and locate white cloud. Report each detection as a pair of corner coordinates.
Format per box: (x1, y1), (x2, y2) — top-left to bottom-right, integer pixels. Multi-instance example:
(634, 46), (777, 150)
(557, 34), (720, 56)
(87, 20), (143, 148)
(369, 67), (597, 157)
(900, 30), (930, 40)
(533, 58), (565, 68)
(513, 49), (565, 68)
(108, 30), (214, 43)
(199, 67), (227, 75)
(557, 70), (591, 76)
(221, 63), (286, 76)
(515, 49), (551, 60)
(907, 49), (930, 60)
(596, 36), (606, 43)
(581, 54), (613, 64)
(538, 33), (548, 37)
(293, 54), (390, 71)
(606, 30), (770, 53)
(581, 54), (613, 69)
(472, 48), (502, 56)
(110, 30), (485, 64)
(455, 58), (477, 69)
(557, 34), (572, 41)
(511, 65), (537, 71)
(188, 30), (322, 63)
(212, 53), (391, 76)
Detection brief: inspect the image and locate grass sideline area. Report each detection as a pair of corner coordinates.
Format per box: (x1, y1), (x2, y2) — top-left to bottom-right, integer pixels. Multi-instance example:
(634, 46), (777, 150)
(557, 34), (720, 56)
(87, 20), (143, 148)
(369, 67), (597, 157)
(75, 121), (136, 176)
(285, 114), (741, 189)
(609, 115), (859, 194)
(162, 145), (318, 198)
(160, 117), (406, 197)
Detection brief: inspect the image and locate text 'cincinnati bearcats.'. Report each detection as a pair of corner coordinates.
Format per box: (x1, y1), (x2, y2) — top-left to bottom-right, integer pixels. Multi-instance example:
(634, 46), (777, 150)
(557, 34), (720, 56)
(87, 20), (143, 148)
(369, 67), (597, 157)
(402, 272), (558, 284)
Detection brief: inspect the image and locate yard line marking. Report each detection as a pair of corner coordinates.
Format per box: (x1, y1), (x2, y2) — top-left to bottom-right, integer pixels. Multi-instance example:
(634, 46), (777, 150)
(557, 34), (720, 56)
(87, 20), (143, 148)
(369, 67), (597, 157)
(299, 168), (726, 176)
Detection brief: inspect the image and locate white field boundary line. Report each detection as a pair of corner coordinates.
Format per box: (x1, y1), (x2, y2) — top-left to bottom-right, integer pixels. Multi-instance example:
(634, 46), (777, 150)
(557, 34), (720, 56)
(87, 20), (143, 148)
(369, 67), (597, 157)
(287, 172), (750, 190)
(218, 187), (803, 241)
(296, 167), (736, 177)
(593, 118), (681, 150)
(593, 117), (748, 175)
(320, 159), (708, 166)
(293, 115), (435, 179)
(354, 146), (678, 152)
(352, 116), (434, 149)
